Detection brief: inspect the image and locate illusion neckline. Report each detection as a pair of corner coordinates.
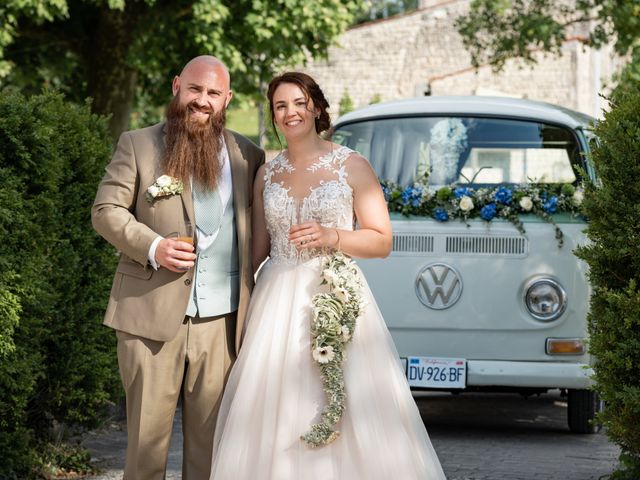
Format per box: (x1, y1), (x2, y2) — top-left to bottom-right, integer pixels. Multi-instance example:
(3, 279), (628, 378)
(266, 179), (353, 204)
(279, 145), (349, 171)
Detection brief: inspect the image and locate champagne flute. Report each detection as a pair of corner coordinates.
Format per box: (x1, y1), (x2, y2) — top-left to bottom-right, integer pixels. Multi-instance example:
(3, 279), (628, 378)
(290, 197), (302, 260)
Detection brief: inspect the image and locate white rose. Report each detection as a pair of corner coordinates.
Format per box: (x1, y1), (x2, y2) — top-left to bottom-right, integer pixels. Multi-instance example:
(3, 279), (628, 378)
(519, 196), (533, 211)
(572, 190), (584, 206)
(156, 175), (172, 188)
(459, 195), (474, 212)
(147, 185), (160, 198)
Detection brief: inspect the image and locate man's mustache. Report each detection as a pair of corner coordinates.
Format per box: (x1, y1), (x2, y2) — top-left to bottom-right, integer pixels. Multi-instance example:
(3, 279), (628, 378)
(187, 102), (213, 115)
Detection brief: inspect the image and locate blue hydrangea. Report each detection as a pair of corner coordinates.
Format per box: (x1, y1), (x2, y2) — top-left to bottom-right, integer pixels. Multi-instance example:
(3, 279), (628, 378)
(543, 195), (558, 214)
(402, 186), (423, 207)
(494, 186), (513, 205)
(480, 203), (497, 221)
(433, 207), (449, 222)
(454, 186), (472, 199)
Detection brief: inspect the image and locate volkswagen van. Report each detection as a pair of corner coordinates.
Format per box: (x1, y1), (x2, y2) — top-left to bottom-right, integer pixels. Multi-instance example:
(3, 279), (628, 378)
(333, 96), (600, 433)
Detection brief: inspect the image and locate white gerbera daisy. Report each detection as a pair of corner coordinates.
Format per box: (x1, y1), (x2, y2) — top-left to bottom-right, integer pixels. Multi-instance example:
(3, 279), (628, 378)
(312, 346), (335, 364)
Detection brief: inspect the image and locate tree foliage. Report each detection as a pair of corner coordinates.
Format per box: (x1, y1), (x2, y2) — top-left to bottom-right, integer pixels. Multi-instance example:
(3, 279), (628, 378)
(456, 0), (639, 75)
(0, 0), (364, 139)
(574, 85), (640, 478)
(355, 0), (418, 23)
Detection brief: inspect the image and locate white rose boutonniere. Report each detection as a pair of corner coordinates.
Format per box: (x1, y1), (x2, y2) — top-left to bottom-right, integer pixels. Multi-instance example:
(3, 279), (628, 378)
(145, 175), (184, 203)
(459, 195), (474, 212)
(519, 196), (533, 212)
(147, 185), (160, 199)
(156, 175), (173, 188)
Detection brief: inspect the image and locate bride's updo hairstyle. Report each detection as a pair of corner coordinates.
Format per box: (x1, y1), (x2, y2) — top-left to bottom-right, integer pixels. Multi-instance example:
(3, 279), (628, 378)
(267, 72), (331, 137)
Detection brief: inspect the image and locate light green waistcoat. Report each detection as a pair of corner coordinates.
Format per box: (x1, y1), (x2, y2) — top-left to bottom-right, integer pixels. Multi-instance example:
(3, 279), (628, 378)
(185, 201), (239, 318)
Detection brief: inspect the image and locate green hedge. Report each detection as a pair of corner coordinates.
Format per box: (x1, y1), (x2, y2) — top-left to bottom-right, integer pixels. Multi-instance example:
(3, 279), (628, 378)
(0, 90), (120, 478)
(575, 86), (640, 477)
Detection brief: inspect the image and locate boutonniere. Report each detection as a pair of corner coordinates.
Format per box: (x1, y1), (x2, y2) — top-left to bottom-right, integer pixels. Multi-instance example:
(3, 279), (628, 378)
(145, 175), (184, 203)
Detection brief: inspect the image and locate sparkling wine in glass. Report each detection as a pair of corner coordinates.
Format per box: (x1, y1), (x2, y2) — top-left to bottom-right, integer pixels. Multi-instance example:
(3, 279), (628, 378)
(167, 220), (195, 270)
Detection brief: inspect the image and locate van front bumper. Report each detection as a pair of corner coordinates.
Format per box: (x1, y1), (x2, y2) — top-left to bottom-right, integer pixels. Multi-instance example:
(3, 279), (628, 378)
(466, 360), (593, 389)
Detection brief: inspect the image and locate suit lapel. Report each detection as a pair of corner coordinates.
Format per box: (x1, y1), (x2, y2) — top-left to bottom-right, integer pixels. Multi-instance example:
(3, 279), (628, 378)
(224, 130), (248, 264)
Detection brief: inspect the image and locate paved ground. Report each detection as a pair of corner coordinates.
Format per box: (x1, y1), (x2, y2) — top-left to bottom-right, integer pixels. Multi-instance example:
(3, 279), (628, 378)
(82, 390), (619, 480)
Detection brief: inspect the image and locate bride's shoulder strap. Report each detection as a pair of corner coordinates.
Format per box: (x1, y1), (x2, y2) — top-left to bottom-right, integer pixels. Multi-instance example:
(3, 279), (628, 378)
(333, 146), (358, 179)
(264, 151), (292, 184)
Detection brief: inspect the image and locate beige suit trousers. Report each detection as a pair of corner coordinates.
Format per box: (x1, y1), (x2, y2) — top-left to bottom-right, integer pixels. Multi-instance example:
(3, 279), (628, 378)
(116, 312), (235, 480)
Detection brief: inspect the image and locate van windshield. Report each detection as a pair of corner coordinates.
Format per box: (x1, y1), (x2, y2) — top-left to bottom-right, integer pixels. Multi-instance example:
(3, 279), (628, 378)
(333, 116), (582, 187)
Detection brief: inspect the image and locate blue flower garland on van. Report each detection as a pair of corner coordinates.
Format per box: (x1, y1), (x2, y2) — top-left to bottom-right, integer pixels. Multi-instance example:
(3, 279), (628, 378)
(381, 177), (585, 248)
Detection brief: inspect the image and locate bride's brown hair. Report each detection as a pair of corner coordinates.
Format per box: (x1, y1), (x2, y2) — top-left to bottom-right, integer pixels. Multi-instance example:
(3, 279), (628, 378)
(267, 72), (331, 141)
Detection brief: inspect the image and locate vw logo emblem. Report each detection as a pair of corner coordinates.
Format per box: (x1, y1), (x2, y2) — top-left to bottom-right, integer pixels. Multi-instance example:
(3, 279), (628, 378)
(415, 263), (463, 310)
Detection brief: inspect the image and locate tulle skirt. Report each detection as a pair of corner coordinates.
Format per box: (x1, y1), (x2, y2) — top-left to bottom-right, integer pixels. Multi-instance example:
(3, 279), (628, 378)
(210, 257), (445, 480)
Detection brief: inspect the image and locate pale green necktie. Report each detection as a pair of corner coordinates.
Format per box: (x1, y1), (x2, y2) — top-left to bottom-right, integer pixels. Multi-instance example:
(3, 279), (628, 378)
(192, 181), (223, 235)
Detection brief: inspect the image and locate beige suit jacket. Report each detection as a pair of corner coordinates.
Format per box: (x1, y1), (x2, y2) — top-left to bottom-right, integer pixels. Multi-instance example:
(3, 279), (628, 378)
(92, 122), (264, 352)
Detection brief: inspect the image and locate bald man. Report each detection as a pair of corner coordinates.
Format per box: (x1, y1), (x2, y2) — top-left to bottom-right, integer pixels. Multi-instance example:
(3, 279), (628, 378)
(92, 56), (265, 479)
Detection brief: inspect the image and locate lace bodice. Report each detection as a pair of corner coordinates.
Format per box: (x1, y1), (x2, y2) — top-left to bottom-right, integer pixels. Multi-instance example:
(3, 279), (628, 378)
(263, 146), (356, 263)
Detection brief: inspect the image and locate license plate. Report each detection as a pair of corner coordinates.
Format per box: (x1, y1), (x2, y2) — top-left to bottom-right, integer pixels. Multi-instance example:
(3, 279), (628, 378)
(405, 356), (466, 388)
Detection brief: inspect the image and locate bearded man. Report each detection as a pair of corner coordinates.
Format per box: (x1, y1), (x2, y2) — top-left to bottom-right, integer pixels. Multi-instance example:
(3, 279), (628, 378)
(92, 55), (264, 480)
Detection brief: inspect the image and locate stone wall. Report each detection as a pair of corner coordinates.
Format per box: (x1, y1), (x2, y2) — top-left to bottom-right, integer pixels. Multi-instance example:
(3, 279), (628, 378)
(301, 0), (623, 120)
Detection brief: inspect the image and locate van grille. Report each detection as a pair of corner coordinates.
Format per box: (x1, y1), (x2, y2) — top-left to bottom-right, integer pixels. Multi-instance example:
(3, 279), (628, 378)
(392, 234), (434, 253)
(445, 235), (527, 256)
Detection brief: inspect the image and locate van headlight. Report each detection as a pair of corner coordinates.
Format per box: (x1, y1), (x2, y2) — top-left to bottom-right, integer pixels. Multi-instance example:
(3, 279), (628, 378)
(524, 278), (567, 321)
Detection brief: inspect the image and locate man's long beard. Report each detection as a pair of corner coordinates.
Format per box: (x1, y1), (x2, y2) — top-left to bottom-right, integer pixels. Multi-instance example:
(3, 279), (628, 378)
(163, 96), (226, 189)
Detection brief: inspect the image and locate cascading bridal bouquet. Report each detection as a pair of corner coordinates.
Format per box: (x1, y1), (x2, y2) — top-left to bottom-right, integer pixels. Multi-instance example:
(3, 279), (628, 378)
(301, 252), (366, 447)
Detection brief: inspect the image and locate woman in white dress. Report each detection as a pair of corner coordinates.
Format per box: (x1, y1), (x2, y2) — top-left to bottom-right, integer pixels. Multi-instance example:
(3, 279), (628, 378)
(209, 72), (445, 480)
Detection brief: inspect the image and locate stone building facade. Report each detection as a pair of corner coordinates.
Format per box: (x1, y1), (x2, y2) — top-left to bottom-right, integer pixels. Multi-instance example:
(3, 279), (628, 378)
(302, 0), (623, 119)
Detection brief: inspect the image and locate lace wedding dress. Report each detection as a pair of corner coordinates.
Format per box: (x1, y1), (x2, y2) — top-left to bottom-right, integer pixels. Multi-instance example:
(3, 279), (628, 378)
(209, 146), (445, 480)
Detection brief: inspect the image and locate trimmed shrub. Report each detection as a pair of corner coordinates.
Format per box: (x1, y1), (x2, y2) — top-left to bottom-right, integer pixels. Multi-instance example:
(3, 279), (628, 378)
(0, 90), (120, 478)
(575, 85), (640, 477)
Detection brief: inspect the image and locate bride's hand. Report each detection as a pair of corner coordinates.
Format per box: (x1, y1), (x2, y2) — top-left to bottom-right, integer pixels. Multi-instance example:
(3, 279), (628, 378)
(289, 222), (339, 250)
